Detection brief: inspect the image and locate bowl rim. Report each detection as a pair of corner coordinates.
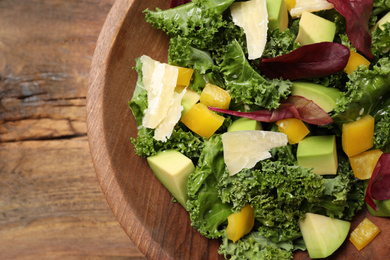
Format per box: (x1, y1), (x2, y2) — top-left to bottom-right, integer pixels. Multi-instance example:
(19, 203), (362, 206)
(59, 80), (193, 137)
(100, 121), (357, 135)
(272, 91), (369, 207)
(86, 0), (155, 258)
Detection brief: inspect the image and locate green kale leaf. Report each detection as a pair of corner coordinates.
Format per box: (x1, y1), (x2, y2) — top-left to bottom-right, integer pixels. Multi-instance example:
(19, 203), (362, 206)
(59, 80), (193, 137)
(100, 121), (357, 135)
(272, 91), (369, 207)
(262, 27), (299, 58)
(373, 96), (390, 152)
(308, 157), (365, 220)
(332, 57), (390, 124)
(168, 36), (216, 74)
(218, 232), (295, 260)
(217, 40), (292, 110)
(131, 125), (205, 159)
(218, 160), (324, 241)
(372, 0), (390, 17)
(371, 22), (390, 59)
(144, 0), (234, 50)
(186, 135), (232, 239)
(129, 57), (148, 126)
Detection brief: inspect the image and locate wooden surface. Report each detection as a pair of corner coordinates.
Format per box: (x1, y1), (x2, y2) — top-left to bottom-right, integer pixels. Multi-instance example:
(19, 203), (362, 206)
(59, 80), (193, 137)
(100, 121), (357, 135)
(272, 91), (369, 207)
(0, 0), (146, 259)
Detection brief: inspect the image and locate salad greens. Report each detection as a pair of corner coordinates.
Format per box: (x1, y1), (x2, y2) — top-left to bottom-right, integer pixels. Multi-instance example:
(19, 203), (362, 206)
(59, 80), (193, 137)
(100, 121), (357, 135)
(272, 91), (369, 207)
(129, 0), (390, 259)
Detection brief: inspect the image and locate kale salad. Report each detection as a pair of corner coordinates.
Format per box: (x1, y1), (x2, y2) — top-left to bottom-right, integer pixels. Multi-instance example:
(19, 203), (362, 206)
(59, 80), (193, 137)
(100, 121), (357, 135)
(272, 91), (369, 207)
(129, 0), (390, 258)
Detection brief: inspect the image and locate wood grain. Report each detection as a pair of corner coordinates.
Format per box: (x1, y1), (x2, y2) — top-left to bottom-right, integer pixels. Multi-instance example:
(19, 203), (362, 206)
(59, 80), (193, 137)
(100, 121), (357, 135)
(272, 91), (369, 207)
(0, 0), (145, 259)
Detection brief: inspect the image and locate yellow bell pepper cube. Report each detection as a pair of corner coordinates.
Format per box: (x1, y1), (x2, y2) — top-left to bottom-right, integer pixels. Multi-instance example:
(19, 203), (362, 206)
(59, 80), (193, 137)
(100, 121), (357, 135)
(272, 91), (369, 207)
(180, 103), (225, 139)
(285, 0), (296, 12)
(349, 218), (380, 251)
(344, 50), (370, 75)
(342, 115), (374, 157)
(200, 83), (231, 109)
(276, 118), (310, 144)
(349, 149), (383, 180)
(226, 204), (255, 243)
(176, 67), (194, 87)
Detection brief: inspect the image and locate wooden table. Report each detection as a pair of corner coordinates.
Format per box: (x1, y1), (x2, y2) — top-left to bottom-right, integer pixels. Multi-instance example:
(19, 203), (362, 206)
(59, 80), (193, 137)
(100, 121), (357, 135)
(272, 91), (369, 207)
(0, 1), (145, 258)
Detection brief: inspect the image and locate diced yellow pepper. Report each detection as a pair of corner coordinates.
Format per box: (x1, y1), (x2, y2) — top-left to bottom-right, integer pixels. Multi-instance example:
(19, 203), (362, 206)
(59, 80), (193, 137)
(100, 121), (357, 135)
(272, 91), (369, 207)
(276, 118), (310, 144)
(349, 218), (380, 251)
(344, 50), (371, 75)
(342, 115), (374, 157)
(200, 83), (231, 109)
(180, 103), (225, 139)
(176, 67), (194, 87)
(285, 0), (296, 12)
(226, 204), (255, 243)
(349, 149), (383, 180)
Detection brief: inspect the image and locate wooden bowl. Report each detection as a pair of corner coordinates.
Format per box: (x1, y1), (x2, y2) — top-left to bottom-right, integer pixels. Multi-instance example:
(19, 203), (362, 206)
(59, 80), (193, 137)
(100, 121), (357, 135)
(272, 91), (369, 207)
(86, 0), (390, 259)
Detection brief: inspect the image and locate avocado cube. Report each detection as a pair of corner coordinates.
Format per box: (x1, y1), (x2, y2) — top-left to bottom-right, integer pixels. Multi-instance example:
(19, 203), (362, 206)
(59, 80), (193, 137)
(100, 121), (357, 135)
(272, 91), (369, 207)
(297, 135), (338, 175)
(147, 150), (195, 208)
(175, 85), (200, 116)
(228, 117), (262, 132)
(295, 11), (336, 46)
(299, 213), (350, 259)
(266, 0), (289, 31)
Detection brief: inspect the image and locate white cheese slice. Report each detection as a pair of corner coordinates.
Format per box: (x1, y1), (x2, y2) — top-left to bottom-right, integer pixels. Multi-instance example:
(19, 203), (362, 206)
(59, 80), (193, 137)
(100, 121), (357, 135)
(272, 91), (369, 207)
(154, 89), (186, 142)
(290, 0), (334, 18)
(222, 130), (288, 175)
(230, 0), (268, 60)
(140, 55), (179, 129)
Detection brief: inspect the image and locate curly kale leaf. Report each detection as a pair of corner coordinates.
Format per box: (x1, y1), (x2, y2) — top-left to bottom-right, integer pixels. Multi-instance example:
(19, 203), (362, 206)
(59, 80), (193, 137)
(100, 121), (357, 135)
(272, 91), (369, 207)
(262, 27), (299, 58)
(168, 36), (217, 74)
(144, 0), (234, 50)
(372, 22), (390, 59)
(131, 125), (205, 158)
(218, 40), (292, 110)
(372, 0), (390, 17)
(218, 160), (324, 232)
(309, 157), (365, 220)
(332, 57), (390, 124)
(269, 141), (297, 165)
(373, 96), (390, 152)
(186, 135), (232, 239)
(210, 11), (248, 62)
(374, 113), (390, 152)
(218, 232), (295, 260)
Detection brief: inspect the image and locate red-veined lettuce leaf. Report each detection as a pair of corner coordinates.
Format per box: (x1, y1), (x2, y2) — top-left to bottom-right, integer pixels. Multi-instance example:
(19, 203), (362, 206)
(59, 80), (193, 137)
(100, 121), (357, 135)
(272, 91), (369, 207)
(209, 95), (333, 125)
(256, 42), (350, 80)
(326, 0), (374, 60)
(365, 153), (390, 211)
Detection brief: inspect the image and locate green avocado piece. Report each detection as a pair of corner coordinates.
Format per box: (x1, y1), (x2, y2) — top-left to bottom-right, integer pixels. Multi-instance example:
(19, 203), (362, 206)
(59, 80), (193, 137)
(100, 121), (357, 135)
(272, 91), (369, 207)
(291, 81), (341, 113)
(147, 150), (195, 208)
(297, 135), (338, 175)
(227, 117), (262, 132)
(295, 11), (336, 46)
(299, 213), (350, 259)
(266, 0), (288, 31)
(181, 88), (200, 115)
